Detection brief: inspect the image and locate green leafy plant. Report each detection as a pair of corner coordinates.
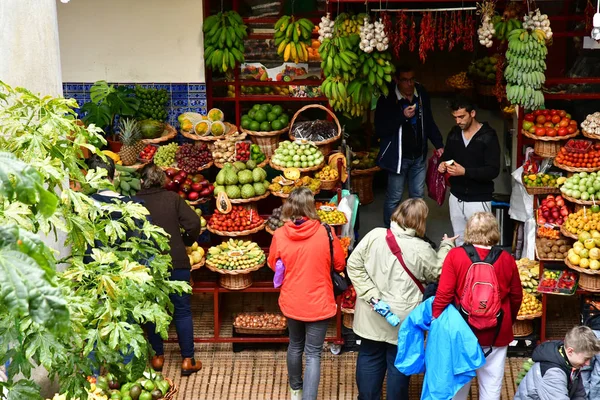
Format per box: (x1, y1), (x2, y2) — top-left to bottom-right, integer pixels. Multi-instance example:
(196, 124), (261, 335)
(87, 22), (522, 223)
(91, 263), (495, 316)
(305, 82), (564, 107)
(0, 81), (187, 400)
(80, 80), (140, 135)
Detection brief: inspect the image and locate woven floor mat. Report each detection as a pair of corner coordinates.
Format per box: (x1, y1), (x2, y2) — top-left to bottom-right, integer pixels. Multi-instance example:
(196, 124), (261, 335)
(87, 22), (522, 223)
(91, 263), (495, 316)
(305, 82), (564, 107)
(161, 344), (526, 400)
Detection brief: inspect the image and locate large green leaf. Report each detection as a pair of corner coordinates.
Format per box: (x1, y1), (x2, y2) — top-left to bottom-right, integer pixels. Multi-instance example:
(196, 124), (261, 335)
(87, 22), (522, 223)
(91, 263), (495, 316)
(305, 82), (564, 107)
(107, 88), (139, 117)
(80, 102), (111, 129)
(89, 80), (113, 104)
(3, 380), (41, 400)
(0, 249), (68, 329)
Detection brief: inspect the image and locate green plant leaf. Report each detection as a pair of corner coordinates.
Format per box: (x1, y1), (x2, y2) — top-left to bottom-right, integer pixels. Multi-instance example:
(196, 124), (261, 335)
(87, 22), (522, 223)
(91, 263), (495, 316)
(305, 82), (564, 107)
(3, 380), (41, 400)
(107, 89), (140, 117)
(80, 102), (111, 129)
(89, 80), (113, 104)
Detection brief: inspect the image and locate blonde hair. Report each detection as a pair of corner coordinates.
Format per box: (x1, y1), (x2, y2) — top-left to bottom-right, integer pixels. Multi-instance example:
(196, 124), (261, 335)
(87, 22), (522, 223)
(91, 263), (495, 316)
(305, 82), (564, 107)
(463, 212), (500, 246)
(565, 326), (600, 356)
(391, 198), (428, 237)
(281, 187), (319, 221)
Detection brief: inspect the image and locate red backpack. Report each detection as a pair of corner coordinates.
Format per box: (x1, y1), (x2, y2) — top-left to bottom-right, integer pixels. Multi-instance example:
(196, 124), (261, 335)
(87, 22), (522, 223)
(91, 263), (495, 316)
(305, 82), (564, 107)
(458, 245), (504, 355)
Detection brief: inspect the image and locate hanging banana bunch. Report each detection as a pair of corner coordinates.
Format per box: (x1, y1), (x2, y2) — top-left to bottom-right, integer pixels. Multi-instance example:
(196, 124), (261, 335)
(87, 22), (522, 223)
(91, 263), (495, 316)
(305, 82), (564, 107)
(274, 16), (315, 63)
(504, 29), (548, 110)
(203, 11), (247, 73)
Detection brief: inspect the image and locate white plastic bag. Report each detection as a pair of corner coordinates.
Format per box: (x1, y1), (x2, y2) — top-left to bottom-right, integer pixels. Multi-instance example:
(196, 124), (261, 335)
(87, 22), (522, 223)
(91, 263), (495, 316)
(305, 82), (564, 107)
(509, 165), (534, 222)
(335, 192), (359, 250)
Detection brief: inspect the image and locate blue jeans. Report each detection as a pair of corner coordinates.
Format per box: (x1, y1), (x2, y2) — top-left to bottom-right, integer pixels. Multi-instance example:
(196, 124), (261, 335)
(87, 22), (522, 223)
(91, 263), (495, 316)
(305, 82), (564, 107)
(356, 338), (410, 400)
(384, 157), (427, 228)
(287, 318), (329, 400)
(147, 268), (194, 359)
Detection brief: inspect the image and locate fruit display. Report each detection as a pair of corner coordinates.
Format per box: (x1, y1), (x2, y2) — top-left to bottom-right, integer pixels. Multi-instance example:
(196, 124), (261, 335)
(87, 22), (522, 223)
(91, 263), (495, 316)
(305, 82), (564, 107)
(318, 13), (334, 42)
(517, 258), (540, 293)
(208, 205), (264, 233)
(518, 290), (543, 316)
(581, 112), (600, 136)
(521, 109), (578, 137)
(117, 118), (145, 166)
(113, 165), (141, 197)
(266, 206), (284, 232)
(523, 173), (564, 188)
(536, 237), (572, 260)
(537, 226), (560, 239)
(468, 56), (498, 83)
(557, 271), (578, 293)
(102, 150), (122, 165)
(193, 206), (207, 228)
(235, 141), (251, 162)
(316, 202), (348, 225)
(523, 9), (553, 39)
(213, 161), (269, 200)
(446, 71), (473, 89)
(566, 231), (600, 270)
(164, 169), (214, 201)
(206, 239), (266, 271)
(138, 119), (166, 140)
(84, 370), (172, 400)
(138, 144), (158, 162)
(208, 108), (225, 122)
(556, 144), (600, 171)
(212, 138), (236, 164)
(153, 143), (179, 168)
(234, 313), (287, 330)
(315, 165), (339, 181)
(341, 285), (356, 310)
(177, 112), (205, 132)
(351, 150), (378, 170)
(538, 270), (578, 294)
(505, 29), (548, 110)
(250, 143), (266, 164)
(269, 175), (321, 196)
(516, 359), (534, 385)
(186, 242), (205, 266)
(134, 85), (169, 122)
(174, 143), (212, 173)
(274, 16), (315, 63)
(203, 11), (247, 73)
(359, 16), (389, 52)
(491, 15), (523, 42)
(241, 103), (290, 132)
(563, 207), (600, 236)
(536, 195), (570, 226)
(271, 140), (324, 169)
(560, 172), (600, 202)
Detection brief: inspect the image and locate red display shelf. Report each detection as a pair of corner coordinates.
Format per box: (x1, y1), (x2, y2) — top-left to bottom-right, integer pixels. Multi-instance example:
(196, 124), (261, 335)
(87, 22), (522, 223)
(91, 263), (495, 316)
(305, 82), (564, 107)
(546, 78), (600, 85)
(543, 93), (600, 100)
(236, 95), (328, 102)
(243, 17), (322, 24)
(213, 79), (323, 87)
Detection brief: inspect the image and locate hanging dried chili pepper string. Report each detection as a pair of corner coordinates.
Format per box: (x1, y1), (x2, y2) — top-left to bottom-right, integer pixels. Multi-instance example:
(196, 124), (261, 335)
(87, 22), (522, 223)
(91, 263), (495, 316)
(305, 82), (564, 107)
(448, 11), (456, 51)
(456, 10), (463, 46)
(409, 14), (417, 52)
(437, 11), (445, 50)
(492, 54), (506, 103)
(463, 11), (475, 52)
(418, 12), (428, 62)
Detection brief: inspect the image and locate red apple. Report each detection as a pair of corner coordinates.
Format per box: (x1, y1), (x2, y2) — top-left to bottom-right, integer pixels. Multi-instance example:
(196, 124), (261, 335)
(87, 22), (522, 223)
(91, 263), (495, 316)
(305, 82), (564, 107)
(191, 182), (202, 192)
(173, 175), (183, 185)
(179, 171), (188, 179)
(536, 115), (547, 124)
(546, 200), (556, 208)
(187, 191), (200, 201)
(560, 207), (569, 216)
(165, 168), (178, 178)
(534, 110), (543, 116)
(552, 210), (560, 219)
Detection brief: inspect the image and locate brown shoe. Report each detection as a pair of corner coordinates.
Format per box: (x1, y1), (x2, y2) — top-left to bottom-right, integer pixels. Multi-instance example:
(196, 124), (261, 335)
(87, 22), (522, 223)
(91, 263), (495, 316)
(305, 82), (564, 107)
(181, 358), (202, 376)
(151, 355), (164, 371)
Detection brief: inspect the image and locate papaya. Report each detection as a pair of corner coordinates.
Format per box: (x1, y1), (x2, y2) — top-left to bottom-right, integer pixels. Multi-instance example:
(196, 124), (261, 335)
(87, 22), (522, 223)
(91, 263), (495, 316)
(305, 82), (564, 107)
(216, 191), (232, 214)
(283, 167), (300, 180)
(139, 119), (165, 139)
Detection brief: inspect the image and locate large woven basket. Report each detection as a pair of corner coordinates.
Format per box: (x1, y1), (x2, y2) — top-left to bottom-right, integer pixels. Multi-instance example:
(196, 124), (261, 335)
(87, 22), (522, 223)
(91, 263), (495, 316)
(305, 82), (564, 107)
(513, 319), (534, 337)
(206, 222), (265, 237)
(182, 122), (241, 141)
(269, 158), (325, 173)
(534, 140), (561, 157)
(565, 259), (600, 292)
(205, 261), (265, 290)
(582, 130), (600, 140)
(289, 104), (342, 157)
(141, 124), (178, 144)
(350, 166), (381, 205)
(163, 378), (178, 400)
(560, 224), (578, 239)
(233, 312), (287, 335)
(554, 159), (600, 173)
(241, 125), (289, 158)
(522, 129), (579, 142)
(525, 185), (561, 195)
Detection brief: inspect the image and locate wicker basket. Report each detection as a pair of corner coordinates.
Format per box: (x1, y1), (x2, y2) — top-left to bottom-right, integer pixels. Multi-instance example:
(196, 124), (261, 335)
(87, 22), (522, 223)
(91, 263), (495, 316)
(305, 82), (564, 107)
(351, 166), (381, 205)
(233, 312), (287, 335)
(560, 224), (578, 239)
(534, 140), (561, 157)
(289, 104), (342, 157)
(525, 185), (561, 195)
(319, 178), (339, 191)
(269, 158), (325, 173)
(522, 129), (579, 142)
(582, 130), (600, 140)
(163, 378), (178, 400)
(190, 258), (205, 271)
(271, 188), (321, 199)
(554, 159), (600, 173)
(241, 125), (289, 158)
(565, 259), (600, 292)
(182, 122), (241, 141)
(207, 222), (265, 237)
(228, 191), (271, 204)
(141, 124), (178, 144)
(205, 261), (264, 290)
(343, 313), (354, 329)
(560, 192), (597, 205)
(513, 319), (534, 337)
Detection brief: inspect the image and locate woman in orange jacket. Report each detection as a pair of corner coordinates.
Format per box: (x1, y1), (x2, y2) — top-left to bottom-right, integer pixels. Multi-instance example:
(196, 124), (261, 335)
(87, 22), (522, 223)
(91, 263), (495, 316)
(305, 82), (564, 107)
(268, 187), (346, 400)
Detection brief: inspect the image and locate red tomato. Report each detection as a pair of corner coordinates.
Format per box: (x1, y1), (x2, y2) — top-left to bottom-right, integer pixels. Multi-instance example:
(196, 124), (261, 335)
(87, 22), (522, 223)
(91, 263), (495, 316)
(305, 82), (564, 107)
(551, 115), (561, 124)
(546, 128), (557, 137)
(535, 127), (547, 136)
(542, 109), (550, 115)
(534, 110), (543, 116)
(559, 110), (567, 118)
(570, 120), (578, 126)
(525, 114), (535, 122)
(558, 127), (568, 136)
(529, 126), (537, 134)
(567, 126), (577, 134)
(536, 115), (547, 124)
(559, 119), (569, 128)
(544, 122), (554, 128)
(550, 110), (559, 116)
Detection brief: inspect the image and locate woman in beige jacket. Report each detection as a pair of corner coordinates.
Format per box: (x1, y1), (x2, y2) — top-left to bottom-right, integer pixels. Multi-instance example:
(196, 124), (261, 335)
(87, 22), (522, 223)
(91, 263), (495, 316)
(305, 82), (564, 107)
(347, 198), (456, 400)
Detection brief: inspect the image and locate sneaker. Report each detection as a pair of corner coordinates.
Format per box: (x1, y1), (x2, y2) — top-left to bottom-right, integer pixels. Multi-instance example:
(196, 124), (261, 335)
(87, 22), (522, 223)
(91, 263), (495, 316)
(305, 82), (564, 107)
(290, 388), (303, 400)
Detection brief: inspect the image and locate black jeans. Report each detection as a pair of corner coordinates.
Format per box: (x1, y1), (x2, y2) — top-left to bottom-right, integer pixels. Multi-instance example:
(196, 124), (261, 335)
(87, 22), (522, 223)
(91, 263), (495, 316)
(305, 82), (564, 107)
(356, 338), (410, 400)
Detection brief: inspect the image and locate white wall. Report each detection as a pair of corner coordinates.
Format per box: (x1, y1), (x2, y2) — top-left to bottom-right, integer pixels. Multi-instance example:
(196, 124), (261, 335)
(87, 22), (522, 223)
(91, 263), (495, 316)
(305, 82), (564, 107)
(57, 0), (204, 82)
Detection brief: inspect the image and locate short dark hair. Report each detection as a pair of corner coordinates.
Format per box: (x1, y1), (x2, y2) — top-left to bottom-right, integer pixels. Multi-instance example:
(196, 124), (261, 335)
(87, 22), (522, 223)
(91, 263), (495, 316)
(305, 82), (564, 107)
(395, 64), (414, 77)
(87, 154), (115, 180)
(449, 96), (476, 113)
(140, 163), (166, 189)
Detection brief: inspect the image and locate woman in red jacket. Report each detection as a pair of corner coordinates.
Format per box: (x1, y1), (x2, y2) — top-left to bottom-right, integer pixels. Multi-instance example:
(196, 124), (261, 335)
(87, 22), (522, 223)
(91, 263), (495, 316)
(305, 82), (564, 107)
(268, 187), (346, 400)
(432, 212), (522, 400)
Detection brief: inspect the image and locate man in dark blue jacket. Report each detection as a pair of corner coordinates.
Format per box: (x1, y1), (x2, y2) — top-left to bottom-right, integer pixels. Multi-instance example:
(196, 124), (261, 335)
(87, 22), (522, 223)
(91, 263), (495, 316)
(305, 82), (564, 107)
(375, 65), (444, 228)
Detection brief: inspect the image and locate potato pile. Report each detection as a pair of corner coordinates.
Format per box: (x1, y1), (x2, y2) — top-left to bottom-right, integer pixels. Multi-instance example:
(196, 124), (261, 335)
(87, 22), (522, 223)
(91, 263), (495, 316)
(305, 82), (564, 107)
(536, 237), (571, 260)
(233, 313), (287, 329)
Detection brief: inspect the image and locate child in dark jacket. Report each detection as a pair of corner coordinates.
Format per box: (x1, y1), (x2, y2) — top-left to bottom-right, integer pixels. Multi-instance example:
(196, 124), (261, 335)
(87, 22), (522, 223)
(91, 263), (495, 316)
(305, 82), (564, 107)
(514, 326), (600, 400)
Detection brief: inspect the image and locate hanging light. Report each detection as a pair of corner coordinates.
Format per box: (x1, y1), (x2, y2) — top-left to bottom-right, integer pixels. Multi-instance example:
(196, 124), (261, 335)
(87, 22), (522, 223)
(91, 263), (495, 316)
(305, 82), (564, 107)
(592, 0), (600, 41)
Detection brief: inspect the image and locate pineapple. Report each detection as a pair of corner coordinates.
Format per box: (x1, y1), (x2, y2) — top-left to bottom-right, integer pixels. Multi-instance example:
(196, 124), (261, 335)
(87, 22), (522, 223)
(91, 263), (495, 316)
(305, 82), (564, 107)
(118, 118), (144, 166)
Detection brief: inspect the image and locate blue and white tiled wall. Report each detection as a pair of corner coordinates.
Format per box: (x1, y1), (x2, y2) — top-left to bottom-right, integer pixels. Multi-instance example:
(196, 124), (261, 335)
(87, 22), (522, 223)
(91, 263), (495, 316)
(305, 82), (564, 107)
(62, 82), (208, 129)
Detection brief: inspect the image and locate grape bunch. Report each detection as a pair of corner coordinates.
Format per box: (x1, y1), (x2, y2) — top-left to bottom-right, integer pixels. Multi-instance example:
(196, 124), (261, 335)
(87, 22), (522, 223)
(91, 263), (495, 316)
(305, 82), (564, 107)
(134, 85), (170, 122)
(153, 143), (179, 167)
(176, 143), (213, 173)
